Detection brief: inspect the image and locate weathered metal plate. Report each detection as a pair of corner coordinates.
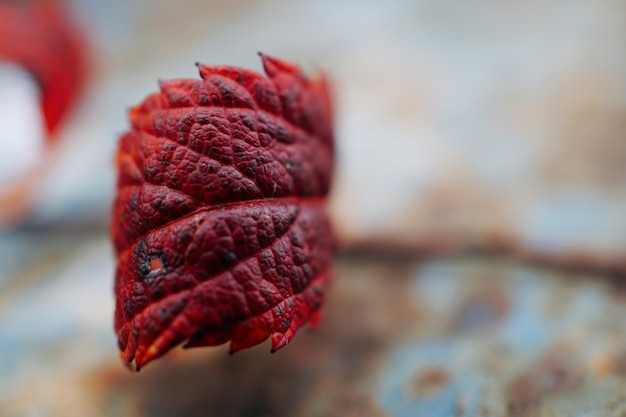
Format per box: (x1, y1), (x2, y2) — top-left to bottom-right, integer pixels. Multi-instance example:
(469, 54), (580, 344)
(2, 1), (626, 416)
(2, 232), (626, 416)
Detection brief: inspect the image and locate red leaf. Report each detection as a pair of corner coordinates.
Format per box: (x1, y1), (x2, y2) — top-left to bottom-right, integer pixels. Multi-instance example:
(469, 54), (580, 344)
(112, 54), (335, 370)
(0, 1), (86, 135)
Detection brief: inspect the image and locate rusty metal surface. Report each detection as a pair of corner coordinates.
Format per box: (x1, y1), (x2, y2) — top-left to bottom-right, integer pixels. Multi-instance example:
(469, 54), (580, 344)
(2, 1), (626, 415)
(378, 258), (626, 416)
(2, 230), (626, 416)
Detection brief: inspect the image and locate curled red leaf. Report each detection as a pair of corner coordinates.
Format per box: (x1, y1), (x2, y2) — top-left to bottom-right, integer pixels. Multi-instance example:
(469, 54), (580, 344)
(0, 1), (85, 134)
(112, 54), (335, 370)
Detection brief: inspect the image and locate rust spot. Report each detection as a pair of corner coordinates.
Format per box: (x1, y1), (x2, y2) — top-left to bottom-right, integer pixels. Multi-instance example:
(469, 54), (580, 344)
(406, 367), (451, 400)
(506, 353), (582, 416)
(591, 354), (614, 378)
(594, 350), (626, 377)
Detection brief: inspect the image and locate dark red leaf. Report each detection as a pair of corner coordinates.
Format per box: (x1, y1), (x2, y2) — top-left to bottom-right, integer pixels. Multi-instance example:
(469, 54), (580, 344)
(111, 54), (335, 370)
(0, 1), (86, 135)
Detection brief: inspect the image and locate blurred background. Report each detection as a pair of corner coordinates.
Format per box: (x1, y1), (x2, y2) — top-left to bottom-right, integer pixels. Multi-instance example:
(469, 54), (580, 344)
(2, 0), (626, 415)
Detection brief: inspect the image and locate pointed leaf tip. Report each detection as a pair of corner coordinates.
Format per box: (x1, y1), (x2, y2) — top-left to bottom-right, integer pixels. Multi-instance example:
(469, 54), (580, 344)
(260, 53), (303, 79)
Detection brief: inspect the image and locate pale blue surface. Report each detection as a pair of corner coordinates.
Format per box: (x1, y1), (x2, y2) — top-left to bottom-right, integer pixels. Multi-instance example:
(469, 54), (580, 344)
(378, 258), (625, 416)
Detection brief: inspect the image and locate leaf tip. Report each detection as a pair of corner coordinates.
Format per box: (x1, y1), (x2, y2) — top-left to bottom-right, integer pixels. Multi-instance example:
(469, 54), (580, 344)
(270, 332), (289, 352)
(196, 62), (210, 80)
(123, 357), (140, 372)
(259, 52), (302, 79)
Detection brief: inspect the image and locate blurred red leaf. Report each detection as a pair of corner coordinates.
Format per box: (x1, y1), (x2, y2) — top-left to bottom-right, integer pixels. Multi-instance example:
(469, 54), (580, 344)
(0, 1), (86, 135)
(112, 54), (335, 370)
